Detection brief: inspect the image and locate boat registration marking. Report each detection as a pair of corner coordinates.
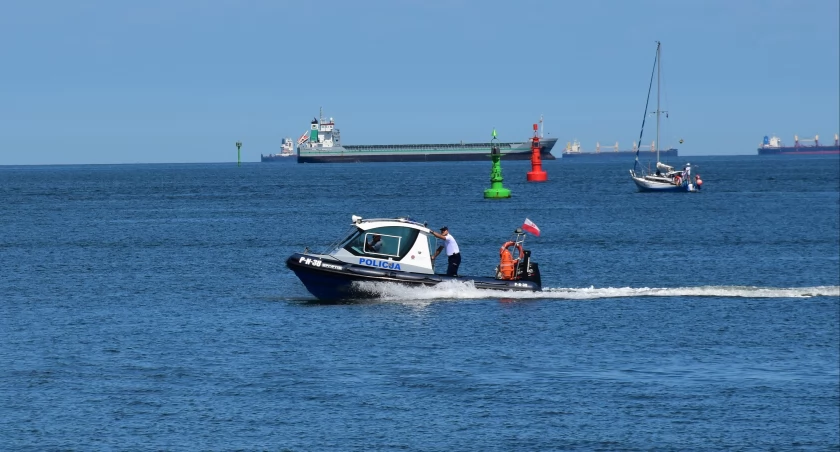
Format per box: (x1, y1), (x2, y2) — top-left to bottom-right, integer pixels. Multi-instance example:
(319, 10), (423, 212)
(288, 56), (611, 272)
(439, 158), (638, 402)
(299, 256), (322, 267)
(299, 256), (343, 270)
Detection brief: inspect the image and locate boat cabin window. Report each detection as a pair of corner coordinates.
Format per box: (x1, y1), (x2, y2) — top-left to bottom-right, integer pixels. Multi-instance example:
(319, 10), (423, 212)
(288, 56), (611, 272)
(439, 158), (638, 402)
(427, 234), (436, 258)
(343, 226), (420, 259)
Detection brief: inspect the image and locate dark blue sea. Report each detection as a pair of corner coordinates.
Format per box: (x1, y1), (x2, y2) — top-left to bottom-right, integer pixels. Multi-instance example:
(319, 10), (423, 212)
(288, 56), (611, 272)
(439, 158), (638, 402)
(2, 155), (839, 451)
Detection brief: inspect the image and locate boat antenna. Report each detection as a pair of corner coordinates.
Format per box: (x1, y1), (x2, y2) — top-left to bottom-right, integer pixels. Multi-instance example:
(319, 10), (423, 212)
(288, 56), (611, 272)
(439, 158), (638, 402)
(634, 41), (659, 174)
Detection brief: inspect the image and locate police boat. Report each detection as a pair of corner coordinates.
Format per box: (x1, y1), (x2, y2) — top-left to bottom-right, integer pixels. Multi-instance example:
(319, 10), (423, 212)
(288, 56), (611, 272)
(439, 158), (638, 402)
(286, 215), (542, 300)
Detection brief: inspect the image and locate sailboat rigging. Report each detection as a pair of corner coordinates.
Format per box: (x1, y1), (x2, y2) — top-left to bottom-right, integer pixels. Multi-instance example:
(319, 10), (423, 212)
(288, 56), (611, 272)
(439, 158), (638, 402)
(629, 42), (700, 192)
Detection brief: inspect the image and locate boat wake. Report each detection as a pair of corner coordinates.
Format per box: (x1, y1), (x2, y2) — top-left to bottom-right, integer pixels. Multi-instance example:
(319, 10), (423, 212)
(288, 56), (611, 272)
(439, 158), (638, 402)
(352, 280), (840, 303)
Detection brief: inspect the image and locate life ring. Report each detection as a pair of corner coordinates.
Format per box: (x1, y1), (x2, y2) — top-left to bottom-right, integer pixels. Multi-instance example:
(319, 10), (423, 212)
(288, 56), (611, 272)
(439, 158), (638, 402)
(500, 241), (524, 259)
(674, 176), (682, 186)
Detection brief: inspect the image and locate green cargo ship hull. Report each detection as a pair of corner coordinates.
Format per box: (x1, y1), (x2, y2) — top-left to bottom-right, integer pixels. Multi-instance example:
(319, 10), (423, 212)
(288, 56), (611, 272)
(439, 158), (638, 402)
(297, 138), (558, 163)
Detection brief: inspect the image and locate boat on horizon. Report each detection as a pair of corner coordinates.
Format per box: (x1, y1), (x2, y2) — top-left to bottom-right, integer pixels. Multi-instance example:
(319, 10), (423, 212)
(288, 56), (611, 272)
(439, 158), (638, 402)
(293, 110), (558, 163)
(563, 139), (678, 160)
(757, 134), (840, 155)
(286, 215), (542, 300)
(260, 137), (295, 162)
(629, 42), (700, 192)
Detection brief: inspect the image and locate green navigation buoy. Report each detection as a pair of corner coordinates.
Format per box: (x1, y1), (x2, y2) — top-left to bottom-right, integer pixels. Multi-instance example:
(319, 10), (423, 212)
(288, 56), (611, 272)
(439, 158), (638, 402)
(483, 129), (511, 199)
(236, 141), (242, 167)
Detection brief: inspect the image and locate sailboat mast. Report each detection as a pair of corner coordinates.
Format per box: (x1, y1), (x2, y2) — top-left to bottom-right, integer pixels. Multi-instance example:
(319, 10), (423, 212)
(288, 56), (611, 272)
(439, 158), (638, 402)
(656, 41), (660, 163)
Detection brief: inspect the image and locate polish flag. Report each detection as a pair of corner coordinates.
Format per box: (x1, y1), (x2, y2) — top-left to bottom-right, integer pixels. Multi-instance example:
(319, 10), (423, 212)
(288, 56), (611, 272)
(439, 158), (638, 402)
(522, 218), (540, 236)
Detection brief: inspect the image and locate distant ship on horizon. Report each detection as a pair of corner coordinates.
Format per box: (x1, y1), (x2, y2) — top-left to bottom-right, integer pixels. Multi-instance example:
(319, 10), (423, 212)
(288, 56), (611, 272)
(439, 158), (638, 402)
(289, 109), (557, 163)
(261, 137), (295, 162)
(561, 139), (678, 160)
(757, 134), (840, 155)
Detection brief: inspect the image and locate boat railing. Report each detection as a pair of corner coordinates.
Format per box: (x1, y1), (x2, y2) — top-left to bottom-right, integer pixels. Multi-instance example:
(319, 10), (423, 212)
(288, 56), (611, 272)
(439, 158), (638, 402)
(358, 217), (428, 228)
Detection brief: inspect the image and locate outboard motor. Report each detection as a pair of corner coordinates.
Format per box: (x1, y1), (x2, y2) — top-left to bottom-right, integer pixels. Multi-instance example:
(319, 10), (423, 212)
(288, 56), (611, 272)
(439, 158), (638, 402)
(517, 249), (542, 287)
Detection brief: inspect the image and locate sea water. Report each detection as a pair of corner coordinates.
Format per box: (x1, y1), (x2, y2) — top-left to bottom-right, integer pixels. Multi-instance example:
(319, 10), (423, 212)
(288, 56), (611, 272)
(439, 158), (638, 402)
(1, 156), (838, 450)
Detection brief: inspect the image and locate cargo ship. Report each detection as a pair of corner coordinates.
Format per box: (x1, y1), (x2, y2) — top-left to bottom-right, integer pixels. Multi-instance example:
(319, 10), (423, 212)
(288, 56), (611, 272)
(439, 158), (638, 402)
(757, 134), (840, 155)
(294, 110), (557, 163)
(260, 137), (295, 162)
(562, 139), (677, 160)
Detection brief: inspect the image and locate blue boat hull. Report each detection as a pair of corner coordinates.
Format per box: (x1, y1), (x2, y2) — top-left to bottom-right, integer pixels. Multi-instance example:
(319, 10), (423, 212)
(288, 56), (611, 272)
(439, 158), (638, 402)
(757, 146), (840, 155)
(286, 253), (541, 300)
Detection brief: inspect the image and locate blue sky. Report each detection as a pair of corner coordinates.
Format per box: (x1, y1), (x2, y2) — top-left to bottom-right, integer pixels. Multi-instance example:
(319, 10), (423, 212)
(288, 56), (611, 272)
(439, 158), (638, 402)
(1, 0), (838, 164)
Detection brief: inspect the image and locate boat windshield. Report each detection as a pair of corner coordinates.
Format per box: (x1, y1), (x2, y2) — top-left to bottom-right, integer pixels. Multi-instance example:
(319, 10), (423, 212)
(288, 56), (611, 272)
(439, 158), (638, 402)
(325, 226), (361, 254)
(342, 226), (420, 259)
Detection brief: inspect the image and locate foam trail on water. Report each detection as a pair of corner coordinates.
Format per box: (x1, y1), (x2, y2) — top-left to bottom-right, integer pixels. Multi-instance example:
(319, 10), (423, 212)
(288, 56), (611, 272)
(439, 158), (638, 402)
(541, 285), (840, 300)
(353, 280), (840, 303)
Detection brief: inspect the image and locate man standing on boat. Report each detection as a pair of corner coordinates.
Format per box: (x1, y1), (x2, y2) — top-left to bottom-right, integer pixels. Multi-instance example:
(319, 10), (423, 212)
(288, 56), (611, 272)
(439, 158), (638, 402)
(431, 226), (461, 276)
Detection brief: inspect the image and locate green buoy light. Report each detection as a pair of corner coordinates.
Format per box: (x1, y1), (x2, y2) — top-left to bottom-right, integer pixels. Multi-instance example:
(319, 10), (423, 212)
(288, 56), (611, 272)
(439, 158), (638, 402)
(484, 129), (511, 199)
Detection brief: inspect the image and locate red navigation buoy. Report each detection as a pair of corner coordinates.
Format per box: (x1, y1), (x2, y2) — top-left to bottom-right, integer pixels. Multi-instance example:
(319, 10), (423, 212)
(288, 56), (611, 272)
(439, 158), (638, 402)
(526, 122), (547, 182)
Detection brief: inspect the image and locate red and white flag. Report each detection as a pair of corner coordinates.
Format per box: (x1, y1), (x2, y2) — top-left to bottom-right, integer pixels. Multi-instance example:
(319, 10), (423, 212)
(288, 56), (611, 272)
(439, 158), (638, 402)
(522, 218), (540, 236)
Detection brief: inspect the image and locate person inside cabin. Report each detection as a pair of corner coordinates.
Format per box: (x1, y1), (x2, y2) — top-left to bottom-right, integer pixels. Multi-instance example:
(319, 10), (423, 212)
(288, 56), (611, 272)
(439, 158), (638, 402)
(365, 234), (383, 253)
(430, 226), (461, 276)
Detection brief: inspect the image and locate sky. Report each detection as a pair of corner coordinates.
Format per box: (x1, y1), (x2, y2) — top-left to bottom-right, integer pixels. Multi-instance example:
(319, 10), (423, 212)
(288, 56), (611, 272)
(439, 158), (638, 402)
(1, 0), (838, 165)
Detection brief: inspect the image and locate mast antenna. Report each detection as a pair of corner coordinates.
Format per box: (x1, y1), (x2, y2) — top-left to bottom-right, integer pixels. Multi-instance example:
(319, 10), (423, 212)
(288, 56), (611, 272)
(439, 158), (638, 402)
(656, 41), (661, 163)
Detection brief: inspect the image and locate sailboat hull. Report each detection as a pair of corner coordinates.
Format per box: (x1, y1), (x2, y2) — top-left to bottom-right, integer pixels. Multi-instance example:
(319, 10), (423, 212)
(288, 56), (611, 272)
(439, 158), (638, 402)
(630, 171), (696, 192)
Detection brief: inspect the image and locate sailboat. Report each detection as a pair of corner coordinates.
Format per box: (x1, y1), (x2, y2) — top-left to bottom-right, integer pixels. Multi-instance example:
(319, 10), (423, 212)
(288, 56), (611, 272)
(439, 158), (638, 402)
(629, 42), (699, 192)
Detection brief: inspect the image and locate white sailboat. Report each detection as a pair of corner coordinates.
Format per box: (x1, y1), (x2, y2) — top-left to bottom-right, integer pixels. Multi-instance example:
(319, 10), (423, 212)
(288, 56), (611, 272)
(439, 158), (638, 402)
(630, 42), (699, 192)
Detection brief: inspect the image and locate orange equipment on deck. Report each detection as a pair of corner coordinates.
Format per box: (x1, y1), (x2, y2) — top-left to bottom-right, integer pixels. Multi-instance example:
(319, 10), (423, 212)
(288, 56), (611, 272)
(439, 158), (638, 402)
(497, 241), (524, 280)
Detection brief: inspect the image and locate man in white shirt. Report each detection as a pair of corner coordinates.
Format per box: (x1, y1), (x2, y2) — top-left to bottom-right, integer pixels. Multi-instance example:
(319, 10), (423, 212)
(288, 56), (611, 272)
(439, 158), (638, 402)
(431, 226), (461, 276)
